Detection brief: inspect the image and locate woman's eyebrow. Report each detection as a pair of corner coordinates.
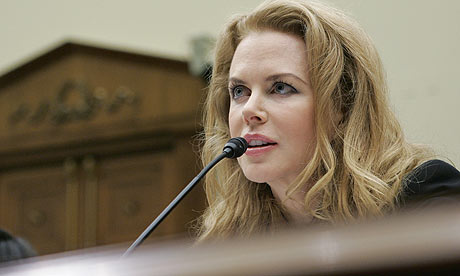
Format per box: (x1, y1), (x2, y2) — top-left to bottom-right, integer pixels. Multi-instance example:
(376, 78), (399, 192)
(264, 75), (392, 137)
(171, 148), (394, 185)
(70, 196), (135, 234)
(228, 77), (246, 85)
(229, 73), (309, 86)
(266, 73), (309, 86)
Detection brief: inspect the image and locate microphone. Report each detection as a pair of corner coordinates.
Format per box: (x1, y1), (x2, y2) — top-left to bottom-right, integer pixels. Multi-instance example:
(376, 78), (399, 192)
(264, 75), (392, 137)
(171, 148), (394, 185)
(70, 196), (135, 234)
(122, 137), (248, 257)
(223, 137), (248, 158)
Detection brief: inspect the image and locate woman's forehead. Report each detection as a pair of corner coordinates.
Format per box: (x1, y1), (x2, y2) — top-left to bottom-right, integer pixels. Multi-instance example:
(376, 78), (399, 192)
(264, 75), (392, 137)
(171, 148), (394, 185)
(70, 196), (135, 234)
(229, 30), (309, 80)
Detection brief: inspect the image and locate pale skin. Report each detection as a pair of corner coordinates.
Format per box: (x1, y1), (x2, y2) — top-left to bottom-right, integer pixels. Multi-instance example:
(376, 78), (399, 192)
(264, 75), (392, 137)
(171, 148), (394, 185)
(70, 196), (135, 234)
(228, 30), (316, 224)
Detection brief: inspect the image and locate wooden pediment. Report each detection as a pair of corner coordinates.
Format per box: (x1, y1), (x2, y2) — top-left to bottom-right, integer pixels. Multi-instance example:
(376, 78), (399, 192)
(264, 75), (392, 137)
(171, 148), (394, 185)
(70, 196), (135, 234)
(0, 42), (205, 168)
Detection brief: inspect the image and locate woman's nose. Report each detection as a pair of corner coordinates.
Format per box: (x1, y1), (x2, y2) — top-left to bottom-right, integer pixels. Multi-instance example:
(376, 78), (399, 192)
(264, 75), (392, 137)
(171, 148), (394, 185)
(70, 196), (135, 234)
(242, 93), (267, 125)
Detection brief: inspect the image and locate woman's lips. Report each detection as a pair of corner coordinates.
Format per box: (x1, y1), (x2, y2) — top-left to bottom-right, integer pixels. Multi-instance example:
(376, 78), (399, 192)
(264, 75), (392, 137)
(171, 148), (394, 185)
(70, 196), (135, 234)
(243, 134), (278, 157)
(243, 134), (277, 144)
(245, 143), (277, 156)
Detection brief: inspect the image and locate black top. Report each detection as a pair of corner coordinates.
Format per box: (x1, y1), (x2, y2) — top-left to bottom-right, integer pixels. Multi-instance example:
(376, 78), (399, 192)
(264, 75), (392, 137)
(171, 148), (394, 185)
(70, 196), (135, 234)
(400, 159), (460, 208)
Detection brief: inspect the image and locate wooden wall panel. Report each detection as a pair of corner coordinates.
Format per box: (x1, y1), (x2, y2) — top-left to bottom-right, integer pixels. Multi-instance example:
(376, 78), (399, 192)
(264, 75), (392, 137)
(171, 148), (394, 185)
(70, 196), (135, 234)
(0, 163), (78, 255)
(96, 152), (169, 245)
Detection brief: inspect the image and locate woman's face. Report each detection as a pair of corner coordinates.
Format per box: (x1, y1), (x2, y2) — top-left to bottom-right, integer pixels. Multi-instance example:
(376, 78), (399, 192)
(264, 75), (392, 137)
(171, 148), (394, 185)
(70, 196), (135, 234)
(228, 30), (316, 188)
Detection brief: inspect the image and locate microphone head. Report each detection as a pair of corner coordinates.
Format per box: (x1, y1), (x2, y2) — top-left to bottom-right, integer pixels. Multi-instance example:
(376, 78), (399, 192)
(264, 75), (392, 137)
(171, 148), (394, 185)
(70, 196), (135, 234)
(223, 137), (248, 158)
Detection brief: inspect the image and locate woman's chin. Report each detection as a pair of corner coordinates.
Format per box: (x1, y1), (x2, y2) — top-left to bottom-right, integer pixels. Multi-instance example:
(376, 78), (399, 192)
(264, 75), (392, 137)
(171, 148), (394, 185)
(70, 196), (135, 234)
(243, 171), (272, 184)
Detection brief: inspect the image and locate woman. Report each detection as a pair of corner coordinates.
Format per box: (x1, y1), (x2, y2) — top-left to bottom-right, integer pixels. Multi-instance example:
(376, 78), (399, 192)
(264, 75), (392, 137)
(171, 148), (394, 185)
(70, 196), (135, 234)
(198, 0), (460, 240)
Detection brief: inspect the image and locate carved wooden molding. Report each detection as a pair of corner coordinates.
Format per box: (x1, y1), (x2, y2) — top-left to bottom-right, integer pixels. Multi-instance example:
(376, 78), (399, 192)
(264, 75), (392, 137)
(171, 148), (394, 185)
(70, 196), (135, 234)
(8, 80), (140, 126)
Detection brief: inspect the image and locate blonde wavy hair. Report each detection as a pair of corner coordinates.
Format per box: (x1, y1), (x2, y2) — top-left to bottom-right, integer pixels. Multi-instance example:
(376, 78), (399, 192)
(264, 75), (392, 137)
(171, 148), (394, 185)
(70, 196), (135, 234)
(197, 0), (432, 241)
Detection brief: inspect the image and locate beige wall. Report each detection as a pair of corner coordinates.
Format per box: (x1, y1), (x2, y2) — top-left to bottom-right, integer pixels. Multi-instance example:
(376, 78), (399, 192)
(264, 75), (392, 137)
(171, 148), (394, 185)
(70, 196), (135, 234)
(333, 0), (460, 166)
(1, 0), (459, 165)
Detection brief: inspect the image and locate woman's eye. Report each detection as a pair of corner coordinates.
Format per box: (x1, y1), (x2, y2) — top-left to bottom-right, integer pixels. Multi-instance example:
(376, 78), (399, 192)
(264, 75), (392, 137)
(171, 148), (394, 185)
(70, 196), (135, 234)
(230, 85), (249, 100)
(273, 82), (297, 95)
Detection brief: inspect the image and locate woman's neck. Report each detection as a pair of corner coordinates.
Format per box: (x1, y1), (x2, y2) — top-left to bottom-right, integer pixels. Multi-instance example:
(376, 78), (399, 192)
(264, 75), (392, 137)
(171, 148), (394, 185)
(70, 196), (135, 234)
(269, 183), (313, 225)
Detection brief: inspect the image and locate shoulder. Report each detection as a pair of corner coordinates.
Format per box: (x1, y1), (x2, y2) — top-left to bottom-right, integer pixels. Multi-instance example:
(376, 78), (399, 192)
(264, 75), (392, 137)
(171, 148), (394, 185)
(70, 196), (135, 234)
(400, 159), (460, 206)
(403, 159), (460, 196)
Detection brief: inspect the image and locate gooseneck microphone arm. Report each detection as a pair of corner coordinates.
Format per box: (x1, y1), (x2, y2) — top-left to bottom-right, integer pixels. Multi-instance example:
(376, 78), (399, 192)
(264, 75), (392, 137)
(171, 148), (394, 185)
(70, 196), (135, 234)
(122, 137), (248, 257)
